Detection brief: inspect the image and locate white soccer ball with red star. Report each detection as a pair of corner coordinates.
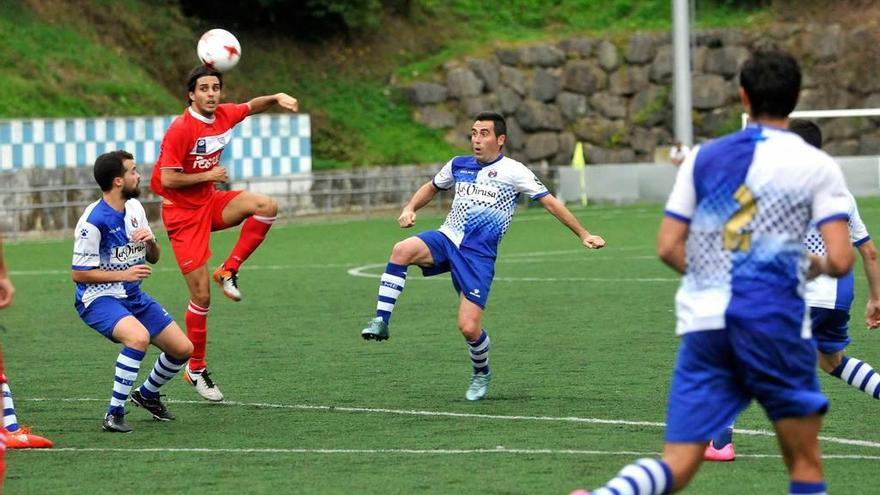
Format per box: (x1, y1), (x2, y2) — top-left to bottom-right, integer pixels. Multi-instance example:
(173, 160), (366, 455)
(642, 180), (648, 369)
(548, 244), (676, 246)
(197, 29), (241, 72)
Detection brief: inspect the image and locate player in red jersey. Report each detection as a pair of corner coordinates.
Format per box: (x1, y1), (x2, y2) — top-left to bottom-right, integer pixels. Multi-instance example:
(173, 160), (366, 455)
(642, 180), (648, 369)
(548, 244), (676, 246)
(151, 65), (298, 401)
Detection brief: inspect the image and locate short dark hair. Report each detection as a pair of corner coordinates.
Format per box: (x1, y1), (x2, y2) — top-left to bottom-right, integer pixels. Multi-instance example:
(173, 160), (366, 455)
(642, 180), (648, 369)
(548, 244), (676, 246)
(788, 119), (822, 149)
(473, 111), (507, 138)
(94, 150), (134, 192)
(739, 49), (801, 119)
(186, 65), (223, 99)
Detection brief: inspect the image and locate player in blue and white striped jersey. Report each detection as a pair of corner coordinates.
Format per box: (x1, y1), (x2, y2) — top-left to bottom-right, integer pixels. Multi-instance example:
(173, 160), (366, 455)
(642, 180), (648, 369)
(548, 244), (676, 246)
(573, 50), (853, 495)
(705, 119), (880, 463)
(361, 111), (605, 401)
(72, 150), (192, 433)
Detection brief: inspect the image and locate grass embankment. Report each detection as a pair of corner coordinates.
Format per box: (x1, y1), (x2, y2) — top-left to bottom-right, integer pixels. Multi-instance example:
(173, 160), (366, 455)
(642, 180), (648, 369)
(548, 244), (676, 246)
(0, 0), (769, 169)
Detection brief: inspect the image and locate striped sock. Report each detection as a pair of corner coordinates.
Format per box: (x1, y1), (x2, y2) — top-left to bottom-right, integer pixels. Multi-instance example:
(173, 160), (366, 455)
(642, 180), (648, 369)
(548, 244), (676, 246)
(830, 356), (880, 398)
(592, 458), (672, 495)
(186, 301), (210, 371)
(467, 329), (491, 375)
(138, 353), (187, 399)
(108, 347), (145, 416)
(2, 383), (19, 433)
(789, 481), (827, 494)
(376, 262), (407, 324)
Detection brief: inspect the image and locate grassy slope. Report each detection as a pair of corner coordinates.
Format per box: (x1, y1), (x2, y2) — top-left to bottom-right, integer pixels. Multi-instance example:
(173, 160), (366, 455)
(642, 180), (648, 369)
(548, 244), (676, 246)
(0, 0), (179, 116)
(0, 1), (770, 168)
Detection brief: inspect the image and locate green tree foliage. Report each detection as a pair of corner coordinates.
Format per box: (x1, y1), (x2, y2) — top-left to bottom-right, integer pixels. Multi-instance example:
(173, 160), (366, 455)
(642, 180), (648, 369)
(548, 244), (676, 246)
(179, 0), (412, 38)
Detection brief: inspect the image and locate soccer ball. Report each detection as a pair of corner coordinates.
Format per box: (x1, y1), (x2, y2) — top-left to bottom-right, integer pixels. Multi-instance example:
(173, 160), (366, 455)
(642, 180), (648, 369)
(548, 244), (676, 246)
(197, 29), (241, 72)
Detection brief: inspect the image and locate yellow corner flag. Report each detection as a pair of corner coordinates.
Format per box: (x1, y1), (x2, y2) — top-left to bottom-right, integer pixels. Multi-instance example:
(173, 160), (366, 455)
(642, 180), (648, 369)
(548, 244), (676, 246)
(571, 141), (588, 206)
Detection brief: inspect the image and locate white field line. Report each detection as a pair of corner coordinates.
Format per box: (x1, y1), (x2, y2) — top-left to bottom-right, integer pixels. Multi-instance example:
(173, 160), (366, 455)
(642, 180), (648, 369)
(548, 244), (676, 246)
(9, 263), (356, 277)
(8, 255), (659, 277)
(501, 255), (657, 264)
(10, 248), (658, 277)
(25, 397), (880, 451)
(17, 447), (880, 460)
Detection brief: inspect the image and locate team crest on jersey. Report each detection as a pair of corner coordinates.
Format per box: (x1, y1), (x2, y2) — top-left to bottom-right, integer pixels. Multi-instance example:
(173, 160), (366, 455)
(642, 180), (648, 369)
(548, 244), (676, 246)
(488, 170), (497, 178)
(190, 130), (234, 157)
(131, 217), (138, 228)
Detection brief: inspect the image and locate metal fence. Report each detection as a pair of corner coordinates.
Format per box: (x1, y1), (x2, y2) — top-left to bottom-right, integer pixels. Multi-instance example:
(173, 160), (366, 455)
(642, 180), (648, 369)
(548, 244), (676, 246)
(0, 164), (555, 239)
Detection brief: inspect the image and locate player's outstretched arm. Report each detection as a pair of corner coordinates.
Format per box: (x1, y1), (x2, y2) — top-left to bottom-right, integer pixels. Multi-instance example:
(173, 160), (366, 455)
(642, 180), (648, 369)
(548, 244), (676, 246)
(0, 236), (14, 309)
(398, 181), (439, 228)
(537, 194), (605, 249)
(657, 216), (688, 274)
(247, 93), (299, 115)
(856, 239), (880, 329)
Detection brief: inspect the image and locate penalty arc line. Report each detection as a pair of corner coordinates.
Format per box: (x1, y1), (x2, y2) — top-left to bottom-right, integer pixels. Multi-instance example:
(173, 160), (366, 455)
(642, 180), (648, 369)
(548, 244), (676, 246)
(26, 397), (880, 450)
(346, 263), (677, 283)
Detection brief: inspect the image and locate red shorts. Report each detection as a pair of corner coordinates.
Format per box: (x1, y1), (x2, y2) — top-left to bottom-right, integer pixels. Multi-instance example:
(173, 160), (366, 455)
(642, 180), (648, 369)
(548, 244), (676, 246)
(161, 190), (242, 274)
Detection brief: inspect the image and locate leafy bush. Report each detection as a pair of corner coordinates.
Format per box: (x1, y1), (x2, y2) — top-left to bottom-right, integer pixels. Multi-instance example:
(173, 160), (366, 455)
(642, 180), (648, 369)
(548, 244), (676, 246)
(179, 0), (413, 38)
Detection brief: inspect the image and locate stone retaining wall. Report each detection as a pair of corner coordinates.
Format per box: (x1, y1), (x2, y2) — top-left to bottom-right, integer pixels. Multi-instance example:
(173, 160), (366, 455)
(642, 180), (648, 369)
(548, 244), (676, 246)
(402, 23), (880, 164)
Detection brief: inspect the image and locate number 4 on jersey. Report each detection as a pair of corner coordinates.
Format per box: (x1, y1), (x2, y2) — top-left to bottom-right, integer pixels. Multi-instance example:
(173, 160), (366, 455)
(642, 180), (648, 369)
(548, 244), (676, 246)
(723, 185), (757, 251)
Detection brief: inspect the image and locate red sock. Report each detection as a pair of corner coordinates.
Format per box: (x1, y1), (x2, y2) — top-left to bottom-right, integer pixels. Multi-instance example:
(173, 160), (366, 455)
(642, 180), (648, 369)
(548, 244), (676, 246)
(186, 301), (209, 371)
(225, 215), (276, 272)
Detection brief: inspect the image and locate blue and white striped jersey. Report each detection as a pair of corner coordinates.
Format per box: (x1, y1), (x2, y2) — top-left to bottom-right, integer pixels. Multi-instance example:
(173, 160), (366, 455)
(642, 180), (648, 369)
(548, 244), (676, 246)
(72, 198), (153, 308)
(804, 192), (870, 311)
(664, 125), (851, 336)
(432, 155), (549, 258)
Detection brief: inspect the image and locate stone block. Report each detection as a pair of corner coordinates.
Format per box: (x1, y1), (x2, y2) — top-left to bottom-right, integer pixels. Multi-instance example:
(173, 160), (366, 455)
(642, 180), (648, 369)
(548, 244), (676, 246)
(532, 68), (562, 102)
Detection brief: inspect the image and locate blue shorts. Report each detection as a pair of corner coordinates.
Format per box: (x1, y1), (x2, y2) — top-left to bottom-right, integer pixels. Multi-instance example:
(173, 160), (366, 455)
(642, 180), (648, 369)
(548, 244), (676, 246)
(416, 230), (495, 309)
(76, 292), (174, 341)
(665, 317), (827, 443)
(811, 307), (851, 354)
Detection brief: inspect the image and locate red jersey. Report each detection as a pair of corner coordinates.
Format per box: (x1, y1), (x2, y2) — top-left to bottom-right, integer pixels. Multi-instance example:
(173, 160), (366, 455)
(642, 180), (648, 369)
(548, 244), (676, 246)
(151, 103), (250, 209)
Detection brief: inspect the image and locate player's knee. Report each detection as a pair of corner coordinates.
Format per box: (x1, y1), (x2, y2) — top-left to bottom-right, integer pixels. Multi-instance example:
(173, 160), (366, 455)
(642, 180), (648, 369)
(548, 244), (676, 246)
(256, 194), (278, 216)
(174, 340), (194, 361)
(390, 241), (415, 264)
(267, 196), (278, 215)
(121, 331), (150, 351)
(457, 320), (481, 339)
(189, 287), (211, 308)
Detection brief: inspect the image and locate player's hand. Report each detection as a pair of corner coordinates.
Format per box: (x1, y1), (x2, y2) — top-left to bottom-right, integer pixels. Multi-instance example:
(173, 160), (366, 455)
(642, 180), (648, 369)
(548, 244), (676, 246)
(276, 93), (299, 112)
(398, 209), (416, 228)
(130, 228), (154, 243)
(0, 277), (15, 309)
(121, 265), (152, 282)
(581, 234), (606, 249)
(208, 167), (228, 183)
(866, 298), (880, 329)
